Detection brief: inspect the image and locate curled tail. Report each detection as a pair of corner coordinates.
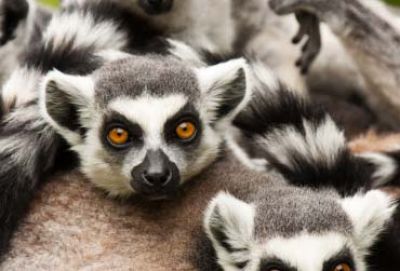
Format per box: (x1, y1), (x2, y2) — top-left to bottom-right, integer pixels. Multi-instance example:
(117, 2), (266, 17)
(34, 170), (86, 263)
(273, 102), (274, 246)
(231, 63), (385, 195)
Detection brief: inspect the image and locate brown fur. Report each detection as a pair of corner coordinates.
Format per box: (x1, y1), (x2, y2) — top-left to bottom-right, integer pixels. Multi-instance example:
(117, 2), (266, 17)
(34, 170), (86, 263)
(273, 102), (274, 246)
(349, 131), (400, 153)
(1, 153), (278, 270)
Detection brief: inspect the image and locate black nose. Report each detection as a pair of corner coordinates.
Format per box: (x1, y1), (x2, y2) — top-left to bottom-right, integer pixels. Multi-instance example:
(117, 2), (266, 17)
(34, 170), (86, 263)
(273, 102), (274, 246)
(131, 149), (180, 197)
(142, 168), (172, 187)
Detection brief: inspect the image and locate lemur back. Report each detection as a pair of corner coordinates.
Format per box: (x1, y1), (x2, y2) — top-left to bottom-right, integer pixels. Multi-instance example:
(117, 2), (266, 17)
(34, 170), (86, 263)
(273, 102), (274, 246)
(1, 150), (281, 270)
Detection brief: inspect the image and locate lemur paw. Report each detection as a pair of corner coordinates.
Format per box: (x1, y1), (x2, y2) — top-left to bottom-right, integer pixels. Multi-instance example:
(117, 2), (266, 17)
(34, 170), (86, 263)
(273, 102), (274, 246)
(293, 12), (321, 74)
(0, 0), (29, 46)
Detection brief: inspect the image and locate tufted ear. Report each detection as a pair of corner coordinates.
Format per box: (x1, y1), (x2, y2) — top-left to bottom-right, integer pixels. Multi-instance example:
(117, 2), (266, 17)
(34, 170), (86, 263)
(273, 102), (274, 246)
(40, 70), (94, 145)
(204, 192), (255, 269)
(340, 190), (397, 253)
(196, 58), (251, 125)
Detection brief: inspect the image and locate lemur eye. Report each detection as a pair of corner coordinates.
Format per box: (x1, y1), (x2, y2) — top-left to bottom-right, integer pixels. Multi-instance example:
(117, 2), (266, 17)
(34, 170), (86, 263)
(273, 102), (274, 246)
(332, 263), (352, 271)
(107, 127), (131, 147)
(175, 121), (197, 141)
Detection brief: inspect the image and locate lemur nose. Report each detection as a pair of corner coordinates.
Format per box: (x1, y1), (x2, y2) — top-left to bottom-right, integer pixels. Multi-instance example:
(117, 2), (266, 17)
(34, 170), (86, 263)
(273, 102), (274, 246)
(142, 168), (172, 187)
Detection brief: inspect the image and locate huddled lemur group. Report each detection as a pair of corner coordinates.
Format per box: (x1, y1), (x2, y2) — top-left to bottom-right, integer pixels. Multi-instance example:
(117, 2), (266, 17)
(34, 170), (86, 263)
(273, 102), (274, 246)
(0, 0), (400, 270)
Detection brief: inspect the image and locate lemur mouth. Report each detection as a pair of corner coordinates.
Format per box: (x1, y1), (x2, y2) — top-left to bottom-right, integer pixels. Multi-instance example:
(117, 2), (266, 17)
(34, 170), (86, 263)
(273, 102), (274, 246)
(139, 0), (174, 15)
(138, 190), (181, 201)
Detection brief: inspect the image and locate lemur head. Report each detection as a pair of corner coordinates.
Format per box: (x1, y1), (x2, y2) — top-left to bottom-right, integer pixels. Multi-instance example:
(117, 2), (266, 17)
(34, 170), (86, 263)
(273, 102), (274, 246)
(204, 189), (396, 271)
(40, 55), (251, 198)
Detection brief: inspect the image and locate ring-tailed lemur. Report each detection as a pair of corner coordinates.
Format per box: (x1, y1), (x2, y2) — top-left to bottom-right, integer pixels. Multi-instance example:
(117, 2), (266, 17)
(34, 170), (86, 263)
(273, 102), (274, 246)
(199, 188), (397, 271)
(1, 0), (399, 264)
(0, 0), (192, 256)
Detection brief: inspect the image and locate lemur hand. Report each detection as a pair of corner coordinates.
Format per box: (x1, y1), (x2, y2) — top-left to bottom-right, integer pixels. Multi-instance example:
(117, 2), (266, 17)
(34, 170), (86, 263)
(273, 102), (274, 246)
(0, 0), (29, 46)
(269, 0), (346, 74)
(293, 12), (321, 74)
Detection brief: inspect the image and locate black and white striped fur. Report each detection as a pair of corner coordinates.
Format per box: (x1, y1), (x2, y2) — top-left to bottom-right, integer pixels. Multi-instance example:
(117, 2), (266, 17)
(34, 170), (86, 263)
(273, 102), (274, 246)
(230, 69), (400, 196)
(1, 0), (399, 262)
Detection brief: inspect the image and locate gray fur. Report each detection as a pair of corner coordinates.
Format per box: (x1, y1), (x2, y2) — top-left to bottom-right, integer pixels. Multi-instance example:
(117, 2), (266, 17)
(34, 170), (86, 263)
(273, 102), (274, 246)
(94, 55), (200, 106)
(252, 187), (352, 239)
(270, 0), (400, 127)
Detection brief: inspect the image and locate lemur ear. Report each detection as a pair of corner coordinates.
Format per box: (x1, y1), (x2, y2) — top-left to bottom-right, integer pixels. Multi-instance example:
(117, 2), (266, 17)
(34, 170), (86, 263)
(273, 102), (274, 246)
(196, 58), (251, 124)
(340, 190), (396, 252)
(204, 192), (255, 268)
(40, 70), (94, 145)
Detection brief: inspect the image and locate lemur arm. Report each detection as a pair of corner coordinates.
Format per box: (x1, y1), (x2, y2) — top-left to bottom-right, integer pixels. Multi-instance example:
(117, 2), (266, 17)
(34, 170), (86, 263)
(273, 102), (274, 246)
(270, 0), (400, 127)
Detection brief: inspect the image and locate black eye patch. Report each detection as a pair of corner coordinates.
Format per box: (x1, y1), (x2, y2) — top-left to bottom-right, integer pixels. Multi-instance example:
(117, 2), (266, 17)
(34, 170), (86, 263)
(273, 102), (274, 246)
(322, 248), (355, 271)
(163, 103), (202, 147)
(100, 111), (144, 151)
(259, 258), (297, 271)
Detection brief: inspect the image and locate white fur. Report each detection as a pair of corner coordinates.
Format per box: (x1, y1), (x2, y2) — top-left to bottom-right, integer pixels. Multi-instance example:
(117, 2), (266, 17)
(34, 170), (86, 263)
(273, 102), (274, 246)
(43, 12), (128, 52)
(1, 67), (41, 112)
(225, 127), (268, 172)
(258, 116), (346, 169)
(262, 232), (361, 271)
(358, 152), (397, 187)
(196, 58), (253, 126)
(40, 70), (95, 146)
(167, 39), (206, 68)
(205, 192), (255, 269)
(95, 49), (132, 62)
(340, 190), (396, 255)
(250, 61), (280, 93)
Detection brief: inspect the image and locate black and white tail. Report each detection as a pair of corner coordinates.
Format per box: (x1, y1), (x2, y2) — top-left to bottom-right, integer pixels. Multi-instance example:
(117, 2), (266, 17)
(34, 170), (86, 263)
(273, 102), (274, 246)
(0, 105), (62, 257)
(358, 150), (400, 188)
(231, 63), (398, 195)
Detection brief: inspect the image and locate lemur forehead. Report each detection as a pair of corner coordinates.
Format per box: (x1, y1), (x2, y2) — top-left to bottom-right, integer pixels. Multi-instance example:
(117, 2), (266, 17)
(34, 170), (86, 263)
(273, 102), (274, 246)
(253, 187), (352, 239)
(93, 55), (200, 106)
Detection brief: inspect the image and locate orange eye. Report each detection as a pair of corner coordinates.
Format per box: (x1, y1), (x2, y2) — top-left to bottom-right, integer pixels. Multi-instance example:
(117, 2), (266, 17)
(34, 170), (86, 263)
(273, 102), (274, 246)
(176, 121), (197, 141)
(333, 263), (352, 271)
(107, 127), (130, 146)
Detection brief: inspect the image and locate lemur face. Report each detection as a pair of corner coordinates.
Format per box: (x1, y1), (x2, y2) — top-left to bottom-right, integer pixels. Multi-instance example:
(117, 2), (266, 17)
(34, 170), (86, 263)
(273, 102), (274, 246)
(40, 55), (250, 198)
(204, 190), (396, 271)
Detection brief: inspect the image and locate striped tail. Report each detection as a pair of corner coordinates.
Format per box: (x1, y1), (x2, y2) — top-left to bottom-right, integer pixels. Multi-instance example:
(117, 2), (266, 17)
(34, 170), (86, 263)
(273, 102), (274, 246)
(0, 3), (127, 257)
(231, 63), (377, 195)
(0, 104), (63, 257)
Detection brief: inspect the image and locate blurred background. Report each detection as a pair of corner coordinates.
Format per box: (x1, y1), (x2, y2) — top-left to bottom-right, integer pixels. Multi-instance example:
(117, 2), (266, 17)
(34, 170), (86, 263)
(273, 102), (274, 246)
(39, 0), (400, 8)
